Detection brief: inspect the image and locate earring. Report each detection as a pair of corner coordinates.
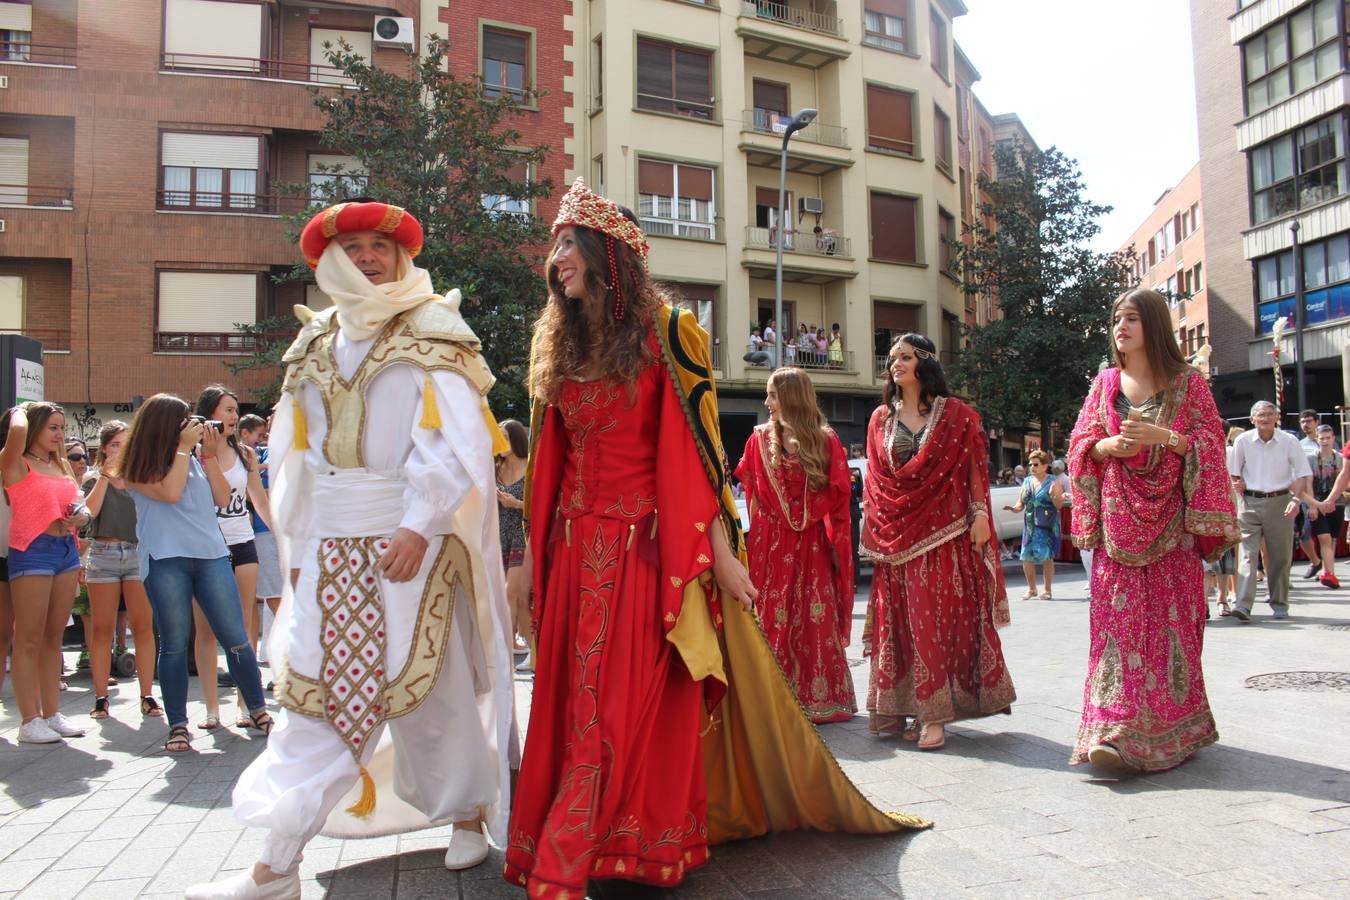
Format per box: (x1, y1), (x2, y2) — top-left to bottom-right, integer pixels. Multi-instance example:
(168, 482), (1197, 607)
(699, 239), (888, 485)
(606, 237), (624, 320)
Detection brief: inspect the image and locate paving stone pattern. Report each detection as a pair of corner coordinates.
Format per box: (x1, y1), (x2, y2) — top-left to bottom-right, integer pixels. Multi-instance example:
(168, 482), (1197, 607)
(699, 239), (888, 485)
(3, 562), (1350, 898)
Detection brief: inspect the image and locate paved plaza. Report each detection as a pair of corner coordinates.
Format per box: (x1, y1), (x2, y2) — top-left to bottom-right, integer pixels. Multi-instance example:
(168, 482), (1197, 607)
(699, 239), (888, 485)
(3, 560), (1350, 899)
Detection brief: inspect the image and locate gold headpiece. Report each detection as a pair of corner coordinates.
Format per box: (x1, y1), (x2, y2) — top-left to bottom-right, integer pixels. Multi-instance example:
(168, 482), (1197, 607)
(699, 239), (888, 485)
(552, 178), (650, 265)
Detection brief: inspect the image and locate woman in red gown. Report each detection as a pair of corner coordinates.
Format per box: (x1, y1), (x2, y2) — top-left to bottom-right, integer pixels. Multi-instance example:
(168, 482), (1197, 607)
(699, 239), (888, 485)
(735, 368), (855, 723)
(861, 333), (1016, 751)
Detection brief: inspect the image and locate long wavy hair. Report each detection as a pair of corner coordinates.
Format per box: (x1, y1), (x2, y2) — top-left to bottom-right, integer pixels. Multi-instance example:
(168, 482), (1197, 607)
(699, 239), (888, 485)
(94, 420), (129, 469)
(196, 384), (250, 472)
(115, 394), (190, 485)
(881, 332), (949, 420)
(1110, 288), (1190, 381)
(0, 402), (73, 485)
(767, 367), (830, 490)
(530, 212), (666, 405)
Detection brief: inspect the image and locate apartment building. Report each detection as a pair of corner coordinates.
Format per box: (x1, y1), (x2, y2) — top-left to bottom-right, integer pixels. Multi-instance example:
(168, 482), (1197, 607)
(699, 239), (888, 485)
(0, 0), (570, 426)
(1192, 0), (1350, 418)
(567, 0), (1036, 453)
(1118, 165), (1210, 364)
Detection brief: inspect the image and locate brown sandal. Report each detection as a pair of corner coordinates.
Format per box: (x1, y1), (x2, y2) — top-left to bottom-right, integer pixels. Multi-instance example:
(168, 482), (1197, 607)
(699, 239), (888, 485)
(91, 696), (110, 720)
(164, 726), (191, 753)
(249, 711), (274, 736)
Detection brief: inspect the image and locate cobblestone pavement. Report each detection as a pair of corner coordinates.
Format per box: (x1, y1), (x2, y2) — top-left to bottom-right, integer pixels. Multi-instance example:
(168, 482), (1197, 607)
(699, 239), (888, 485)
(3, 560), (1350, 898)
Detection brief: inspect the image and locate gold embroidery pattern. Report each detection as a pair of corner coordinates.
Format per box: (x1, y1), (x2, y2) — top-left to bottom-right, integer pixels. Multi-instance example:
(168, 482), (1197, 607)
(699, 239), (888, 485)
(1167, 628), (1190, 706)
(1089, 635), (1124, 710)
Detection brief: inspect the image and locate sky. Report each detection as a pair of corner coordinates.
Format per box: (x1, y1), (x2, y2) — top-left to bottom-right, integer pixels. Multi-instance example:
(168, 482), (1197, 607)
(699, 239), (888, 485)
(953, 0), (1201, 253)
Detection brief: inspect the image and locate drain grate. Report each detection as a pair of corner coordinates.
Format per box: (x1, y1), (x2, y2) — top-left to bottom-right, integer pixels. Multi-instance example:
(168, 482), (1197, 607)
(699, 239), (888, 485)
(1245, 671), (1350, 692)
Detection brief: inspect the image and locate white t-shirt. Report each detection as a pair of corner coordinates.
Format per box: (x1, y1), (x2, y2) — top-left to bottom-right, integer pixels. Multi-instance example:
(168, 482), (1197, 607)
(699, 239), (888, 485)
(762, 325), (776, 346)
(215, 449), (255, 546)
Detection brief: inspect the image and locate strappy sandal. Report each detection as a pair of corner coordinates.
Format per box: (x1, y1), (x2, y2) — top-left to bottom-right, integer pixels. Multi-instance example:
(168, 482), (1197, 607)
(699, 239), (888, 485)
(1020, 591), (1037, 601)
(1040, 591), (1053, 601)
(197, 714), (220, 731)
(249, 710), (274, 736)
(917, 723), (946, 751)
(900, 718), (921, 742)
(1217, 599), (1233, 617)
(90, 696), (110, 720)
(164, 726), (191, 753)
(141, 696), (163, 717)
(237, 715), (255, 729)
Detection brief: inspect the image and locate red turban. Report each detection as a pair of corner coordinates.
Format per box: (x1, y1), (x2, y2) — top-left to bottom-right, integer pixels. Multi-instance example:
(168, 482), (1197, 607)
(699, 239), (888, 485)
(299, 201), (424, 269)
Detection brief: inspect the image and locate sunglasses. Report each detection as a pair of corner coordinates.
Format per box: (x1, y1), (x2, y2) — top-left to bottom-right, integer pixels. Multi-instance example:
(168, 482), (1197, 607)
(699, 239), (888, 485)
(67, 454), (86, 462)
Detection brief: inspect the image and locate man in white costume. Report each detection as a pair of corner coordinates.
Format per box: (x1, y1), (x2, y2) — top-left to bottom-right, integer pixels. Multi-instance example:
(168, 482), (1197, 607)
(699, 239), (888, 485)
(187, 201), (515, 900)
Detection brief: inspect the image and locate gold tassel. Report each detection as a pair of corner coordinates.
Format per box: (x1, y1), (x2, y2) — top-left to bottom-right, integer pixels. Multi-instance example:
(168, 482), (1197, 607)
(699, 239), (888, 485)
(482, 398), (509, 455)
(345, 766), (376, 817)
(292, 396), (309, 451)
(419, 375), (443, 430)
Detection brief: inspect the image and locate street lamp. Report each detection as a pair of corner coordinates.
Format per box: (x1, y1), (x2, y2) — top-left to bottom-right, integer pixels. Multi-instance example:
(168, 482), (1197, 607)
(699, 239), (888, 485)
(1291, 220), (1307, 414)
(774, 107), (817, 367)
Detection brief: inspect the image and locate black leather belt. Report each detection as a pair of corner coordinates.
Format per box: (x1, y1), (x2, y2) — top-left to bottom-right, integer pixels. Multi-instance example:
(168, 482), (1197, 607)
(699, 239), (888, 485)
(1243, 489), (1290, 498)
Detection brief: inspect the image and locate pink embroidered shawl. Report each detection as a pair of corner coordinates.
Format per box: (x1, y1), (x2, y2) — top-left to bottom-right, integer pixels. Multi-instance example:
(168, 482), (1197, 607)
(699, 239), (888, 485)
(1068, 368), (1238, 565)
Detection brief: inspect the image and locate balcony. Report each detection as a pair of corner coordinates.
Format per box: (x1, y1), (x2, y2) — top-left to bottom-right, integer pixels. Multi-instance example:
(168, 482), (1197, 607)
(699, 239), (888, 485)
(161, 52), (350, 85)
(741, 109), (847, 149)
(641, 215), (721, 242)
(741, 225), (857, 284)
(155, 331), (292, 354)
(156, 190), (313, 217)
(0, 184), (73, 208)
(737, 1), (850, 69)
(0, 40), (76, 67)
(739, 111), (853, 175)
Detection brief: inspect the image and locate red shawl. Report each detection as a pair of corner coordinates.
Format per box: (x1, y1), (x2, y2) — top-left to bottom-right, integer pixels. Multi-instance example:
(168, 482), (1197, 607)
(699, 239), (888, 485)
(1067, 368), (1239, 565)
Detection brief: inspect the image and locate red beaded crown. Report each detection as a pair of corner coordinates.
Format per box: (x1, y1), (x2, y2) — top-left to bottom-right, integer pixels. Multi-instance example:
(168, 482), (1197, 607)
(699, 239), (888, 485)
(551, 178), (650, 266)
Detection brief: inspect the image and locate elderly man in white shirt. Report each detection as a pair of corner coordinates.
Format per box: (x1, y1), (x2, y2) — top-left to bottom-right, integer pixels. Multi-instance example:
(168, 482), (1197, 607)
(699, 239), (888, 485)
(1230, 400), (1318, 621)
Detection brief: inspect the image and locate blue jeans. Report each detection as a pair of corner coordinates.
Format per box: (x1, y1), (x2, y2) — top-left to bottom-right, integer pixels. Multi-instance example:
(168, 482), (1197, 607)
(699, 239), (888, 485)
(144, 555), (266, 728)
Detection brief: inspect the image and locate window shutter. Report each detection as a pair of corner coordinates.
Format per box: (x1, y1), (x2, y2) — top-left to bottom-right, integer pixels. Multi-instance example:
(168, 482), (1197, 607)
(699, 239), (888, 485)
(752, 81), (788, 114)
(636, 40), (672, 99)
(0, 137), (29, 205)
(309, 28), (372, 72)
(0, 275), (23, 331)
(0, 2), (32, 31)
(674, 48), (711, 105)
(158, 272), (258, 332)
(873, 301), (919, 332)
(679, 165), (713, 202)
(870, 193), (917, 263)
(867, 0), (908, 16)
(163, 0), (264, 65)
(639, 159), (675, 196)
(866, 85), (913, 153)
(484, 28), (528, 65)
(308, 154), (365, 176)
(162, 133), (260, 170)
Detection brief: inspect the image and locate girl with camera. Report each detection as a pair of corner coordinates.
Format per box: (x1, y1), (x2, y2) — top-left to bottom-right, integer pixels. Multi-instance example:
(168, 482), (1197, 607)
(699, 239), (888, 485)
(1, 402), (90, 743)
(115, 394), (270, 753)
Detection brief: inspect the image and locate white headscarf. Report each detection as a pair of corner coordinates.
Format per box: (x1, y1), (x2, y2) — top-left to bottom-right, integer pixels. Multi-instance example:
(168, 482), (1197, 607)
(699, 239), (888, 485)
(315, 242), (439, 341)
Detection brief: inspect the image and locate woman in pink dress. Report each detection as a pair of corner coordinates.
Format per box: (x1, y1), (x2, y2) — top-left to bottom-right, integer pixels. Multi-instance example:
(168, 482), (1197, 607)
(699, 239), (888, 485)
(1068, 289), (1239, 773)
(735, 367), (855, 723)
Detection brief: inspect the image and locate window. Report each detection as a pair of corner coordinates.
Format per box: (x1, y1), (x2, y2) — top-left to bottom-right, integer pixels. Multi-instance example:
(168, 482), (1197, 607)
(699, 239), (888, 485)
(664, 281), (716, 339)
(481, 158), (532, 218)
(591, 36), (603, 110)
(863, 1), (907, 53)
(754, 186), (794, 248)
(1190, 202), (1200, 231)
(938, 207), (956, 275)
(1251, 113), (1347, 223)
(865, 84), (915, 156)
(483, 27), (529, 101)
(869, 192), (918, 263)
(308, 154), (367, 202)
(959, 167), (971, 223)
(156, 271), (259, 350)
(751, 79), (789, 133)
(0, 275), (22, 331)
(163, 0), (264, 72)
(1193, 262), (1203, 293)
(1180, 209), (1191, 238)
(928, 6), (948, 79)
(160, 133), (261, 210)
(636, 38), (714, 119)
(1243, 0), (1339, 114)
(0, 2), (32, 61)
(592, 154), (604, 196)
(637, 159), (716, 239)
(954, 84), (969, 142)
(0, 136), (28, 205)
(934, 105), (952, 174)
(1195, 322), (1206, 351)
(309, 28), (371, 84)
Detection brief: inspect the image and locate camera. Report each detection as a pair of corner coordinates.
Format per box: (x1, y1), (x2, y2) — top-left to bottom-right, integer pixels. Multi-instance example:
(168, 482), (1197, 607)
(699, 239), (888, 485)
(189, 415), (225, 432)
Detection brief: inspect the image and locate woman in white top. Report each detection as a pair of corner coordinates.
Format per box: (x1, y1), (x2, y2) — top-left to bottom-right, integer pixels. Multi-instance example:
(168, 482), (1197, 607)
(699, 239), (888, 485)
(193, 385), (273, 730)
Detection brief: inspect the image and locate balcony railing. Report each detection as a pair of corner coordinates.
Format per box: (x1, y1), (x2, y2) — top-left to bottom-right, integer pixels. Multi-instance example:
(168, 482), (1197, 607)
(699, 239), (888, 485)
(2, 328), (70, 351)
(750, 344), (853, 371)
(1, 41), (76, 66)
(742, 109), (848, 149)
(156, 190), (312, 215)
(155, 331), (294, 354)
(636, 92), (716, 120)
(642, 214), (720, 241)
(742, 0), (843, 37)
(0, 184), (73, 207)
(161, 52), (351, 84)
(744, 225), (851, 258)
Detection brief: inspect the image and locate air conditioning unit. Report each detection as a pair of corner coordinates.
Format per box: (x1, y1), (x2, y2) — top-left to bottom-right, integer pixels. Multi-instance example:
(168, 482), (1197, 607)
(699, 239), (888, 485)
(373, 16), (415, 50)
(799, 196), (824, 215)
(0, 219), (6, 233)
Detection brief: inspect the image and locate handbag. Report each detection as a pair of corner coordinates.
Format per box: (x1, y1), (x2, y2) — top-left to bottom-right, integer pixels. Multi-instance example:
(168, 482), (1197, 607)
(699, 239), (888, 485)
(1032, 505), (1056, 529)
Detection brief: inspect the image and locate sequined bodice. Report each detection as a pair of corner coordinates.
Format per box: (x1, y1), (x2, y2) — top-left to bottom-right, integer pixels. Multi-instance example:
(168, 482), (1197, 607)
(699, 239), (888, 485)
(891, 420), (927, 467)
(1114, 390), (1164, 424)
(556, 361), (662, 522)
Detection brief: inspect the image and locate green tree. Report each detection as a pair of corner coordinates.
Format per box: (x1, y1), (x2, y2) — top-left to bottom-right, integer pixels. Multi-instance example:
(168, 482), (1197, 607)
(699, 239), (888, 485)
(226, 316), (301, 408)
(252, 36), (553, 417)
(954, 141), (1135, 450)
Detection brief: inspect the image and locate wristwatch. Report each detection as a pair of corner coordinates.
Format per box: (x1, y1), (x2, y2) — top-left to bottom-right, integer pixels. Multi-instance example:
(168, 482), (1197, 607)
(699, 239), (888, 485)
(1166, 431), (1180, 449)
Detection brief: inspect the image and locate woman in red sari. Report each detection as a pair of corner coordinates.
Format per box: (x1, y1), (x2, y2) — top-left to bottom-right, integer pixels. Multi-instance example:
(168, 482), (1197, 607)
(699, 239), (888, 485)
(1068, 289), (1238, 773)
(861, 333), (1015, 751)
(735, 367), (854, 723)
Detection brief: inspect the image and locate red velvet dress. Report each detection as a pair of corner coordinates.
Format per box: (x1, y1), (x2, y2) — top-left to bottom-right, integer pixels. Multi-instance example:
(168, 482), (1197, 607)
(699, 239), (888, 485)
(505, 359), (714, 898)
(735, 426), (856, 723)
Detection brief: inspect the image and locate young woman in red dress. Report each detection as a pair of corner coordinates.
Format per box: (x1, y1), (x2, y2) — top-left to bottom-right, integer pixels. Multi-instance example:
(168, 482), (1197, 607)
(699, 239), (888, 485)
(860, 333), (1016, 751)
(735, 367), (855, 723)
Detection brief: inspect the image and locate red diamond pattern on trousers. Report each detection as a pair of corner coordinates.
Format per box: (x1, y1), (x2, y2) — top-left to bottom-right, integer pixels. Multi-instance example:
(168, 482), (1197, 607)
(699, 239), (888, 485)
(316, 536), (391, 763)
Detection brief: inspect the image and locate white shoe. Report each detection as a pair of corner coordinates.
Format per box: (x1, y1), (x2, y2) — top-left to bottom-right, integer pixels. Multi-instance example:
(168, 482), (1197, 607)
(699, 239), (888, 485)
(443, 823), (489, 870)
(18, 718), (63, 744)
(184, 869), (301, 900)
(45, 712), (86, 737)
(515, 652), (533, 672)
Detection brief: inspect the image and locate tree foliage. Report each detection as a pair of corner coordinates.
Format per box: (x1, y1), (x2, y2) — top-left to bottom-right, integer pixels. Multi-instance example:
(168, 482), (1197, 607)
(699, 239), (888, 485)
(953, 141), (1135, 449)
(254, 36), (553, 418)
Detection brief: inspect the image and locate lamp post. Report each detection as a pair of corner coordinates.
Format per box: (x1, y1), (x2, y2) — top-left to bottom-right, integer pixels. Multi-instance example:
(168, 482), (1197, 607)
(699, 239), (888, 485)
(774, 107), (817, 367)
(1291, 220), (1307, 414)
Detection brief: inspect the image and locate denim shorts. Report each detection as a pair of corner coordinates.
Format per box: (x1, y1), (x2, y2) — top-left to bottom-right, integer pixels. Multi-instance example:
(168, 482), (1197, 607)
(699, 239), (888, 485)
(85, 539), (142, 584)
(9, 533), (81, 579)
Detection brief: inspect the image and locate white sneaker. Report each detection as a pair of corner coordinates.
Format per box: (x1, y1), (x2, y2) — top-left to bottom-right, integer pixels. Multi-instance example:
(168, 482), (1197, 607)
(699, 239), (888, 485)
(45, 712), (86, 737)
(184, 869), (301, 900)
(18, 718), (63, 744)
(515, 651), (533, 672)
(443, 822), (489, 870)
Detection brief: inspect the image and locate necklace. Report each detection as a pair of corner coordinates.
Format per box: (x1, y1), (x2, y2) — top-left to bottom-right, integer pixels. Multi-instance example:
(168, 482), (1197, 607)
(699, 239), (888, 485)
(23, 452), (52, 465)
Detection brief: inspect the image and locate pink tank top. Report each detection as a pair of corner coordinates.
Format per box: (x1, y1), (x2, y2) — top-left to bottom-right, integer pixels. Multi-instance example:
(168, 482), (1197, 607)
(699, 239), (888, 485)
(6, 463), (78, 552)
